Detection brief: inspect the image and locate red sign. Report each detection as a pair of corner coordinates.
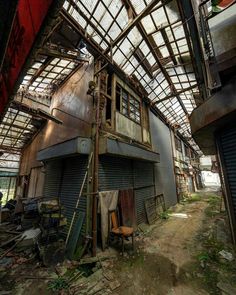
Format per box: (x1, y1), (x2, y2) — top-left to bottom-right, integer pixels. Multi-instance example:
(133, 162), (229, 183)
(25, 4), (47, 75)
(0, 0), (53, 114)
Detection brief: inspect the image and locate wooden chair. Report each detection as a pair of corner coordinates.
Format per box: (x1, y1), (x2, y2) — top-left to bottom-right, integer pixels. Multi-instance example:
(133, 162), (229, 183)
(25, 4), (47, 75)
(108, 209), (134, 255)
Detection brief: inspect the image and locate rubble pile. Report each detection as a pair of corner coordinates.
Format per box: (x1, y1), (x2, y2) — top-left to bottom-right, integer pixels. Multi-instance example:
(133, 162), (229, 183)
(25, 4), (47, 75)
(0, 198), (67, 271)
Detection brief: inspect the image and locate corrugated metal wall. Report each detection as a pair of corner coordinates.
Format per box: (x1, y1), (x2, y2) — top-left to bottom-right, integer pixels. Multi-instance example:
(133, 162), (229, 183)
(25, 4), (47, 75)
(43, 156), (88, 234)
(99, 155), (155, 224)
(149, 111), (178, 207)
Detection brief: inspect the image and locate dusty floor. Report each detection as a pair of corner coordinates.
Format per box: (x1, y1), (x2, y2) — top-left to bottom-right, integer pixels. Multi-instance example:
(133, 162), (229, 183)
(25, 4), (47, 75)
(99, 189), (236, 295)
(108, 197), (210, 295)
(1, 189), (236, 295)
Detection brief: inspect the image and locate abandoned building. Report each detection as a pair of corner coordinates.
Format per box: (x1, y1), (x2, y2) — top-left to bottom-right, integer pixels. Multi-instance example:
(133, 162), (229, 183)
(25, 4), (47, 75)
(0, 0), (236, 284)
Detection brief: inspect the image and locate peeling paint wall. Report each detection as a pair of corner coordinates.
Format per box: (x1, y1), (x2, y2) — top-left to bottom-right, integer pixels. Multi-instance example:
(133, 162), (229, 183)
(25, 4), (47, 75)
(20, 60), (94, 175)
(149, 111), (177, 208)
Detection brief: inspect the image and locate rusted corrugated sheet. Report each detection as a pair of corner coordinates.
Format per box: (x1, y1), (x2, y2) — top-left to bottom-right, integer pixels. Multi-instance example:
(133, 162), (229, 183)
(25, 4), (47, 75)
(119, 189), (136, 228)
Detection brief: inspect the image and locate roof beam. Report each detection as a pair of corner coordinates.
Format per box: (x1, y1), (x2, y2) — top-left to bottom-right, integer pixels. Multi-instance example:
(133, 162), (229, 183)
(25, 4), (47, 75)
(0, 145), (21, 154)
(27, 56), (54, 88)
(122, 0), (189, 115)
(152, 84), (199, 105)
(66, 0), (110, 48)
(0, 121), (33, 132)
(38, 45), (90, 62)
(103, 0), (161, 55)
(10, 101), (62, 124)
(177, 0), (207, 100)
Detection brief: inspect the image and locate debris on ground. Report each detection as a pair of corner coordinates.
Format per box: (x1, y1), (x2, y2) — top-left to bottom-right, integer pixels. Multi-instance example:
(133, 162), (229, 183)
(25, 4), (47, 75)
(217, 281), (236, 295)
(0, 190), (235, 295)
(218, 250), (234, 261)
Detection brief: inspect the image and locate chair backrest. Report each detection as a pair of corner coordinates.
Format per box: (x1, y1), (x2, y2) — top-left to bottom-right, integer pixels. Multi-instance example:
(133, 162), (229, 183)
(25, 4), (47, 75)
(110, 211), (119, 230)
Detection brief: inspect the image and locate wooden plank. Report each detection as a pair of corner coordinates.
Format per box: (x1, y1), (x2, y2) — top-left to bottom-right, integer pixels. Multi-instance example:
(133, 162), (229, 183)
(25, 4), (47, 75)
(0, 233), (22, 248)
(66, 211), (85, 259)
(119, 189), (136, 228)
(145, 194), (166, 224)
(145, 197), (158, 225)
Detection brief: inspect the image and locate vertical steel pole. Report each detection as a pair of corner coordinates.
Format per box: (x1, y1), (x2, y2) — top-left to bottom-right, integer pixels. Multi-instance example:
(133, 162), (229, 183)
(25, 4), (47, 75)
(92, 61), (101, 257)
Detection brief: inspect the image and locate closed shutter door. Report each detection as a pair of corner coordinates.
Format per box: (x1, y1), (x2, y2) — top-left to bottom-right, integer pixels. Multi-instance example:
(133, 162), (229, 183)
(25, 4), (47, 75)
(59, 156), (88, 235)
(188, 176), (194, 193)
(98, 156), (155, 225)
(134, 161), (155, 224)
(218, 127), (236, 218)
(99, 156), (133, 191)
(43, 160), (62, 199)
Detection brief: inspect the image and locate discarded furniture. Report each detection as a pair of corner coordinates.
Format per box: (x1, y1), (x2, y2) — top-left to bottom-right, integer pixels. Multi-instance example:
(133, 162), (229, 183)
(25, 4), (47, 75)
(38, 199), (66, 244)
(108, 209), (134, 255)
(119, 189), (136, 228)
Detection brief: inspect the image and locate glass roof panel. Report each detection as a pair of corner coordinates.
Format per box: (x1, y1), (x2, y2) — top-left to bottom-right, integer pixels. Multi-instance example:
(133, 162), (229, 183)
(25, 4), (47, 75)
(1, 0), (202, 165)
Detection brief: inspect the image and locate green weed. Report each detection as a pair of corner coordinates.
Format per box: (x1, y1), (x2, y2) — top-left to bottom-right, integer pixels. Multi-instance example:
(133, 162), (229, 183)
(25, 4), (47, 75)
(197, 252), (210, 263)
(159, 211), (170, 219)
(181, 193), (201, 204)
(48, 277), (69, 292)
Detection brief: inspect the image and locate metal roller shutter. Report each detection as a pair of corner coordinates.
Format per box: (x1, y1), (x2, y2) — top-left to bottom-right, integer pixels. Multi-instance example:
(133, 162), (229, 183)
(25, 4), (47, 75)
(99, 156), (155, 224)
(43, 160), (62, 199)
(218, 127), (236, 216)
(43, 156), (88, 235)
(134, 161), (154, 188)
(99, 156), (133, 190)
(59, 156), (88, 235)
(134, 161), (155, 224)
(135, 186), (155, 224)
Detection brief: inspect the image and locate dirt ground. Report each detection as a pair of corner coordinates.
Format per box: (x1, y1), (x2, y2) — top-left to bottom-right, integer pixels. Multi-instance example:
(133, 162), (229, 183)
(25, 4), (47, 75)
(109, 198), (209, 295)
(1, 189), (236, 295)
(100, 189), (236, 295)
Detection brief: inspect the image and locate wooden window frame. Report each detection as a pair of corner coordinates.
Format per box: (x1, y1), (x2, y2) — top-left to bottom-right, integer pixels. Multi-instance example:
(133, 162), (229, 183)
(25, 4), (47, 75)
(116, 83), (141, 124)
(175, 136), (182, 152)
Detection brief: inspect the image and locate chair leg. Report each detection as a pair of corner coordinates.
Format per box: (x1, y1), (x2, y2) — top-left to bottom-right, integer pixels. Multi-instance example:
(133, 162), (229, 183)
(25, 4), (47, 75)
(122, 235), (124, 256)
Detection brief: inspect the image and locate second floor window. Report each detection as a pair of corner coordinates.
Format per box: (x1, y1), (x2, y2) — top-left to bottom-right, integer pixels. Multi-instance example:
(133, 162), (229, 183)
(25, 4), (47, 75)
(184, 144), (190, 158)
(116, 84), (141, 124)
(175, 136), (182, 152)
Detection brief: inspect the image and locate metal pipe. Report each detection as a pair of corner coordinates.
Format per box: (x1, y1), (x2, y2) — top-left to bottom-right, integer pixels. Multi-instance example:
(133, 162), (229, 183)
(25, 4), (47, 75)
(169, 127), (180, 203)
(92, 65), (101, 257)
(51, 107), (90, 125)
(65, 152), (93, 246)
(6, 177), (12, 202)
